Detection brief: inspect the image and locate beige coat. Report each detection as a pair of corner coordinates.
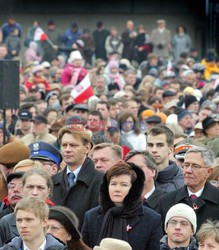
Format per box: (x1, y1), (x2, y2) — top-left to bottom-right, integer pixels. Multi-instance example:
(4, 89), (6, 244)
(151, 28), (171, 59)
(21, 131), (56, 146)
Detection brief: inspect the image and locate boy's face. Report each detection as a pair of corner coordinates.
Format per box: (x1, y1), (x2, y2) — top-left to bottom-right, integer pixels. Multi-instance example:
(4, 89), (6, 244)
(16, 210), (47, 243)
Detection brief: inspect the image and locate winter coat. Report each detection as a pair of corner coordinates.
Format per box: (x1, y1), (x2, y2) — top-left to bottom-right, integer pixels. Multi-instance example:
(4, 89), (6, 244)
(52, 157), (104, 230)
(160, 235), (198, 250)
(63, 29), (82, 49)
(24, 42), (42, 62)
(157, 182), (219, 231)
(105, 35), (124, 56)
(155, 161), (184, 192)
(143, 187), (166, 212)
(82, 163), (163, 250)
(121, 29), (136, 60)
(0, 234), (66, 250)
(21, 130), (56, 146)
(151, 28), (171, 59)
(61, 64), (87, 85)
(172, 33), (191, 61)
(92, 29), (110, 60)
(5, 35), (21, 57)
(24, 75), (51, 91)
(1, 23), (22, 42)
(121, 131), (146, 151)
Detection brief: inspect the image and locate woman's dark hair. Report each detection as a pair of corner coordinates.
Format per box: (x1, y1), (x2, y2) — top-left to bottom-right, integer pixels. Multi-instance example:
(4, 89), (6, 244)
(176, 25), (187, 33)
(106, 162), (137, 184)
(118, 111), (140, 134)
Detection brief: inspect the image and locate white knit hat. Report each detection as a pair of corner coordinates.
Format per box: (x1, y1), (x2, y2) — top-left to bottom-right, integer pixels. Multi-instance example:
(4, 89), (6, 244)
(32, 65), (44, 74)
(69, 50), (82, 63)
(165, 203), (197, 233)
(94, 238), (132, 250)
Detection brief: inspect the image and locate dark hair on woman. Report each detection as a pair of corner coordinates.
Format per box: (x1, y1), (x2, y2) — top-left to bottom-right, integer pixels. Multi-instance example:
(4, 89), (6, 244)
(118, 111), (140, 134)
(106, 161), (137, 184)
(176, 25), (187, 33)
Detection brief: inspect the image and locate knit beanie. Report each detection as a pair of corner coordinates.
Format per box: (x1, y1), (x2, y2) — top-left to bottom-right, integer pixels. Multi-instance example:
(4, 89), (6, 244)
(141, 109), (155, 120)
(69, 50), (82, 63)
(165, 203), (197, 233)
(108, 60), (119, 70)
(175, 108), (192, 121)
(49, 206), (81, 240)
(184, 95), (198, 109)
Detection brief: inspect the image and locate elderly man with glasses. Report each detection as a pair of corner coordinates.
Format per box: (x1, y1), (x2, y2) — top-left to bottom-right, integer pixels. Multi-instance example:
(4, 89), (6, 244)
(158, 146), (219, 231)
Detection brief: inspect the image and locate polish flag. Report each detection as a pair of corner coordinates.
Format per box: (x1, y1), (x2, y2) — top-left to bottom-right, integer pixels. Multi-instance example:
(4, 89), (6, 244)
(71, 74), (93, 103)
(34, 27), (48, 41)
(167, 59), (173, 73)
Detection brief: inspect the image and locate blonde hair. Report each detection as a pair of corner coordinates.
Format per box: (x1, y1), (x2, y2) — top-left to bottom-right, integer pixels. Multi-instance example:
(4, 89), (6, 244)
(13, 159), (43, 172)
(22, 168), (53, 195)
(15, 196), (49, 221)
(197, 220), (219, 244)
(58, 125), (92, 145)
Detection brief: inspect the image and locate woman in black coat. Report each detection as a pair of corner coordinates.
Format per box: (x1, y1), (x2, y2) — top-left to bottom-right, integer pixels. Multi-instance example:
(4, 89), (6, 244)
(81, 162), (163, 250)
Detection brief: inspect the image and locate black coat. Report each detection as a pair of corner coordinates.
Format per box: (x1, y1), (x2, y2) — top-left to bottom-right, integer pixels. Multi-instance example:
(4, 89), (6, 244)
(52, 157), (104, 229)
(92, 29), (110, 60)
(157, 182), (219, 230)
(81, 163), (163, 250)
(143, 187), (166, 212)
(82, 205), (162, 250)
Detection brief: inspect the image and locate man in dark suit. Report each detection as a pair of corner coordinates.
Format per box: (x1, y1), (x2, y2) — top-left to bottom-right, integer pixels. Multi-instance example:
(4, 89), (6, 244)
(52, 124), (103, 229)
(158, 146), (219, 230)
(125, 150), (165, 212)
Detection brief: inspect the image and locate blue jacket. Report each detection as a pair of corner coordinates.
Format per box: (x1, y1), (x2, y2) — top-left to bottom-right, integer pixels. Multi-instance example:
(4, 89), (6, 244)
(0, 234), (66, 250)
(62, 29), (82, 49)
(1, 23), (22, 42)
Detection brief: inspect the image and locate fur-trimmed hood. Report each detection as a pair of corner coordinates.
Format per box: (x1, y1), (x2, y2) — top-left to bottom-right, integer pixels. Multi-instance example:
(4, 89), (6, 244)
(99, 162), (145, 213)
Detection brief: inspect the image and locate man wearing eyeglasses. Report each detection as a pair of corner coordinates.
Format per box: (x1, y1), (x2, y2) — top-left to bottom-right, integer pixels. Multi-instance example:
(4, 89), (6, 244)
(160, 203), (197, 250)
(158, 146), (219, 231)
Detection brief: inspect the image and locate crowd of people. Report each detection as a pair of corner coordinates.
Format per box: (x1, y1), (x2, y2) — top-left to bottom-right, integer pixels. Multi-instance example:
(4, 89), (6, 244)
(0, 15), (219, 250)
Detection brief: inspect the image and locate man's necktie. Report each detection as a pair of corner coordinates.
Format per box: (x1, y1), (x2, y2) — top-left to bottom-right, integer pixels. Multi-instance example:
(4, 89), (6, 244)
(68, 172), (75, 188)
(190, 194), (197, 201)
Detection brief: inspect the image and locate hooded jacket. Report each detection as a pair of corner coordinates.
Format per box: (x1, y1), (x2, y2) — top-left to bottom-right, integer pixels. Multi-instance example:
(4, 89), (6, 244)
(160, 235), (198, 250)
(82, 163), (163, 250)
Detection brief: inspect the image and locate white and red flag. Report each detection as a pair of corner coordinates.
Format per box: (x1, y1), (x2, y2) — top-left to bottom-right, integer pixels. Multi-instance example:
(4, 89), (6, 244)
(71, 74), (93, 103)
(34, 27), (48, 41)
(166, 59), (173, 74)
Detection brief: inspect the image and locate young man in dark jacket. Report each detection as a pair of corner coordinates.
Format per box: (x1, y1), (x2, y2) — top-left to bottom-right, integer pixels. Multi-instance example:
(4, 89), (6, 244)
(146, 125), (184, 192)
(160, 203), (197, 250)
(1, 196), (65, 250)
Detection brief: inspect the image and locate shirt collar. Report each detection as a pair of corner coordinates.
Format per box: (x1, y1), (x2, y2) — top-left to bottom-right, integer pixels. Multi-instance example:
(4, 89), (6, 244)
(144, 185), (155, 199)
(187, 186), (205, 197)
(23, 237), (46, 250)
(66, 166), (82, 180)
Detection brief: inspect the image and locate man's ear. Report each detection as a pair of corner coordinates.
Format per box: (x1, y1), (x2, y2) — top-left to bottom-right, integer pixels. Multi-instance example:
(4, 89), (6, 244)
(43, 217), (48, 228)
(206, 167), (214, 178)
(168, 145), (174, 155)
(51, 164), (58, 176)
(84, 143), (91, 154)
